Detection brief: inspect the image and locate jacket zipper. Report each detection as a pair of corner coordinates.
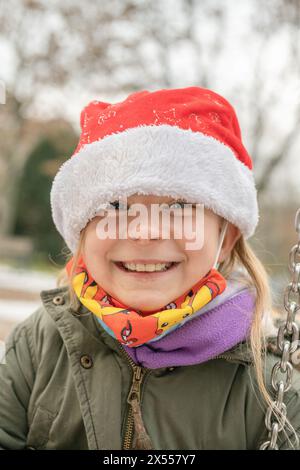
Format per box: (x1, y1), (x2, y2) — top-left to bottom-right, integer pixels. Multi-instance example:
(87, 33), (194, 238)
(116, 344), (252, 449)
(116, 342), (153, 450)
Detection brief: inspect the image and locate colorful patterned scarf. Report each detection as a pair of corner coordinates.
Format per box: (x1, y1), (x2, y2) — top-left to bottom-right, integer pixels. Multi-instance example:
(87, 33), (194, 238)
(66, 255), (227, 347)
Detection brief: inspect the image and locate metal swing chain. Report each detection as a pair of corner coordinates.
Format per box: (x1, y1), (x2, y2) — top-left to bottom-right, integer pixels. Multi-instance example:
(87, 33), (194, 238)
(260, 208), (300, 450)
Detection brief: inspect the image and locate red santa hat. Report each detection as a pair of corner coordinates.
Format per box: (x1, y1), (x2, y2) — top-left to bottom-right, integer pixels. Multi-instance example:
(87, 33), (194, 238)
(50, 86), (259, 253)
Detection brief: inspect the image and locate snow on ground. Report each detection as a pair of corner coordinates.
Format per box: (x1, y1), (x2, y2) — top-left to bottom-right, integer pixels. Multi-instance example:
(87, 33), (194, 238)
(0, 263), (57, 324)
(0, 299), (44, 323)
(0, 263), (57, 293)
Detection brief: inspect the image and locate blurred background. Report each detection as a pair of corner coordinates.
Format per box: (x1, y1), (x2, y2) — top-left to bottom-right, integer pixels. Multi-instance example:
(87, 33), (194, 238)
(0, 0), (299, 341)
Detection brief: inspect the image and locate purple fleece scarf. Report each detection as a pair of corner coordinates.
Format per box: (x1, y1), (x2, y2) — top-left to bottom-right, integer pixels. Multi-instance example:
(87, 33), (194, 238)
(122, 274), (256, 369)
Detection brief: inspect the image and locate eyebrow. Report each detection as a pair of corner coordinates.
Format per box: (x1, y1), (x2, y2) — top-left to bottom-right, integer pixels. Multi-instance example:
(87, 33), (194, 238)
(111, 198), (192, 206)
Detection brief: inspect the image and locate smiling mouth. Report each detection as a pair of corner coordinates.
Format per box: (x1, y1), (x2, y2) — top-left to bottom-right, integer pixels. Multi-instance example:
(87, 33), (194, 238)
(113, 261), (181, 273)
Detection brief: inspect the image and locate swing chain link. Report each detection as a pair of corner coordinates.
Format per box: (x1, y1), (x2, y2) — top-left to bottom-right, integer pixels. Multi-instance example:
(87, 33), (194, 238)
(260, 208), (300, 450)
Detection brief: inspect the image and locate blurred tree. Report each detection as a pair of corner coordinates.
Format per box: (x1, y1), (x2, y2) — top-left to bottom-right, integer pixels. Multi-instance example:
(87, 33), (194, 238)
(13, 121), (77, 263)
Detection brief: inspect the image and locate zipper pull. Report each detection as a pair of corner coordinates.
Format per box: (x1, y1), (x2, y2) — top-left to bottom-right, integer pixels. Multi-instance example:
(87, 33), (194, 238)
(127, 366), (153, 450)
(127, 367), (143, 404)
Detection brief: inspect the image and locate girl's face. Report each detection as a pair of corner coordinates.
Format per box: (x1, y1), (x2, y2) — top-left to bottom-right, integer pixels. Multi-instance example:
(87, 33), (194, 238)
(82, 194), (240, 311)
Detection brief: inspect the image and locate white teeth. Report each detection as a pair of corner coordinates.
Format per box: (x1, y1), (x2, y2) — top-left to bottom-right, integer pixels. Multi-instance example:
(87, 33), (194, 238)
(122, 262), (173, 272)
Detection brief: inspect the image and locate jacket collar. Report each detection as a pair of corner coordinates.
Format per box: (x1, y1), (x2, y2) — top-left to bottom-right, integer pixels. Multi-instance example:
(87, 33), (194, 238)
(40, 284), (129, 364)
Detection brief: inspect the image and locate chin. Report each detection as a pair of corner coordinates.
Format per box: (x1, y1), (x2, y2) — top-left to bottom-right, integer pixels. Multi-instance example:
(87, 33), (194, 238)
(128, 298), (167, 312)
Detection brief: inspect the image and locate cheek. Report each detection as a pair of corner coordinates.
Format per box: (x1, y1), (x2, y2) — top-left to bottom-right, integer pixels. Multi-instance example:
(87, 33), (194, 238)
(82, 234), (114, 277)
(180, 232), (217, 272)
(184, 251), (205, 274)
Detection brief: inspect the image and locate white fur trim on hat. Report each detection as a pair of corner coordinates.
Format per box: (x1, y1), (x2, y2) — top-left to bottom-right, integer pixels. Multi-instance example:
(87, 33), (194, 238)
(50, 124), (259, 253)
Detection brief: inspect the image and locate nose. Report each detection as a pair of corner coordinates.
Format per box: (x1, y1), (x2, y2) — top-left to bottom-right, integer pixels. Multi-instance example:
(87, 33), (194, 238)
(128, 224), (161, 245)
(127, 211), (161, 244)
(129, 235), (160, 245)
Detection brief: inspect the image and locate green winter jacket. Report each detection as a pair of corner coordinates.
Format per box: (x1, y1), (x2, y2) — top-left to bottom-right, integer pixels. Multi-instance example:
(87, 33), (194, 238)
(1, 285), (300, 450)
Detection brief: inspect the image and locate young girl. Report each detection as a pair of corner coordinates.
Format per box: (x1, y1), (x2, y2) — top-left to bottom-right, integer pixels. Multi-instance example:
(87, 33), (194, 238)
(1, 86), (300, 450)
